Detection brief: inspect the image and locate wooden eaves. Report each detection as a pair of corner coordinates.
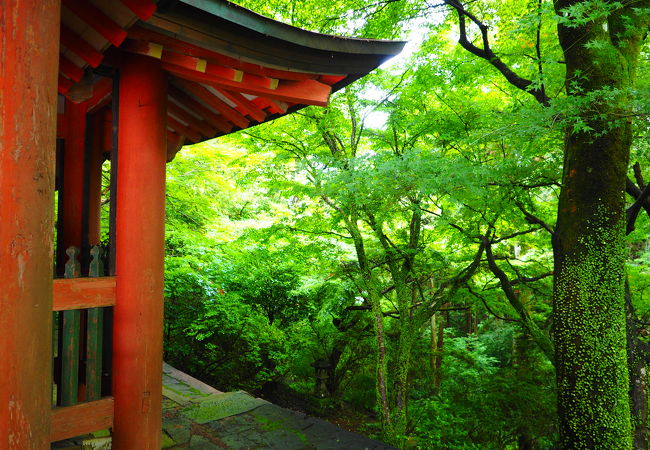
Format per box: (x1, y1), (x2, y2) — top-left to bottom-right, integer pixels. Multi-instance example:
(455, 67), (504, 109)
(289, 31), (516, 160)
(58, 0), (405, 159)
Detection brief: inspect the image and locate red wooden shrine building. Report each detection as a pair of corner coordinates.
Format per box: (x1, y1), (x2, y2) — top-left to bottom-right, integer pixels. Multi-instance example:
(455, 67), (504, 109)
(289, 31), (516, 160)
(0, 0), (403, 448)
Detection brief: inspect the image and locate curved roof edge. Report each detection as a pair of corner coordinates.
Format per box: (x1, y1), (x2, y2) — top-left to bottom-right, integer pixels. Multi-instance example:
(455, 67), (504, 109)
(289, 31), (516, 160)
(154, 0), (406, 74)
(161, 0), (406, 54)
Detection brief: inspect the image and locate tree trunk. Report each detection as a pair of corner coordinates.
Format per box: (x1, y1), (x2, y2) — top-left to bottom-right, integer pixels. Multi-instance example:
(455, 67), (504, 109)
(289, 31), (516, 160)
(433, 312), (445, 393)
(552, 82), (632, 448)
(372, 305), (391, 429)
(391, 320), (415, 440)
(431, 313), (437, 374)
(342, 209), (392, 432)
(552, 3), (649, 446)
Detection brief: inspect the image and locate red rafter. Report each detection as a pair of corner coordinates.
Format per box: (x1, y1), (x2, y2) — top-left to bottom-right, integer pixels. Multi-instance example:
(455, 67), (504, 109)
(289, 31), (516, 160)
(60, 25), (104, 68)
(175, 78), (250, 129)
(319, 75), (347, 85)
(164, 63), (331, 107)
(168, 102), (217, 137)
(168, 116), (202, 143)
(59, 75), (73, 94)
(162, 51), (208, 74)
(168, 84), (234, 134)
(59, 55), (84, 82)
(203, 62), (242, 82)
(164, 59), (275, 90)
(128, 26), (319, 81)
(236, 71), (277, 90)
(215, 89), (266, 122)
(119, 0), (156, 21)
(253, 97), (287, 114)
(121, 40), (162, 59)
(62, 0), (127, 47)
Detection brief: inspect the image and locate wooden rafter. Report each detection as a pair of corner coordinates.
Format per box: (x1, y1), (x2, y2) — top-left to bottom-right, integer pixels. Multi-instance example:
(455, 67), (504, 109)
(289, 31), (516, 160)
(319, 74), (347, 85)
(165, 61), (280, 93)
(168, 84), (234, 134)
(60, 25), (104, 68)
(165, 63), (331, 107)
(59, 75), (74, 94)
(167, 116), (202, 143)
(215, 89), (266, 123)
(168, 101), (217, 138)
(236, 71), (278, 91)
(175, 78), (250, 129)
(253, 97), (289, 114)
(62, 0), (128, 47)
(162, 51), (210, 75)
(123, 40), (245, 84)
(119, 0), (156, 21)
(59, 56), (84, 83)
(120, 40), (162, 59)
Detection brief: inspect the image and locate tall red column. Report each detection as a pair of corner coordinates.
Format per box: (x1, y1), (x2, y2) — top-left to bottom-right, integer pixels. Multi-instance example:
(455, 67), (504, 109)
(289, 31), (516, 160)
(0, 1), (60, 448)
(59, 100), (87, 264)
(59, 103), (103, 267)
(112, 54), (167, 448)
(88, 113), (106, 246)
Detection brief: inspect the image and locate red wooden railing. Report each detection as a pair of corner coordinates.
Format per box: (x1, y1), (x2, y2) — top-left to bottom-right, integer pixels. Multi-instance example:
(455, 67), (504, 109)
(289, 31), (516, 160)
(51, 245), (116, 442)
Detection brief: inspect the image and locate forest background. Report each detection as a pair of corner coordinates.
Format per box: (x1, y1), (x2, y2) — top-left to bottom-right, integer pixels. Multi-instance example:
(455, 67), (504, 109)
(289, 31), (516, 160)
(115, 0), (650, 448)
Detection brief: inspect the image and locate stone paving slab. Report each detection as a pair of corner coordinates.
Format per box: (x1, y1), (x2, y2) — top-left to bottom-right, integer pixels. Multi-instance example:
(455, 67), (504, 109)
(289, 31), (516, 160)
(181, 391), (268, 424)
(162, 364), (395, 450)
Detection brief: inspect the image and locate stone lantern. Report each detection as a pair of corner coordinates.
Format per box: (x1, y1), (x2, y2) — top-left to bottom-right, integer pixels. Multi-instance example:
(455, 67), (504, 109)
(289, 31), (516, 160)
(311, 358), (332, 398)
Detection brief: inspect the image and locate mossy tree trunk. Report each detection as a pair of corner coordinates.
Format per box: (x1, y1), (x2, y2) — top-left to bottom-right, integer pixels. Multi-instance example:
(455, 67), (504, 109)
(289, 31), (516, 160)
(345, 211), (392, 431)
(365, 205), (422, 440)
(552, 2), (649, 446)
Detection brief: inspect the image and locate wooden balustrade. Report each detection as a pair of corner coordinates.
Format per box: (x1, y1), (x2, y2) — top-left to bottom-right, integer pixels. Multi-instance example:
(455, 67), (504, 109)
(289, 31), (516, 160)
(51, 245), (115, 442)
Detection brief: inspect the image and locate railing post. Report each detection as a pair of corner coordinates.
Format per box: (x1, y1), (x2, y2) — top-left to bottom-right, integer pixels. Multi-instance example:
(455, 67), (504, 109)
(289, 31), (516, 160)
(61, 247), (81, 406)
(86, 246), (105, 401)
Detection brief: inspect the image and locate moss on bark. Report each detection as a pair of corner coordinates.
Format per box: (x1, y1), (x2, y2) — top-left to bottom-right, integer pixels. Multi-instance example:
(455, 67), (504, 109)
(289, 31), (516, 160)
(553, 2), (650, 446)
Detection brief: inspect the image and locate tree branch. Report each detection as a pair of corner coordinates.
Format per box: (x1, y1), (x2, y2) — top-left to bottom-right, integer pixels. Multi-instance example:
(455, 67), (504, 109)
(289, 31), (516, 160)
(483, 234), (555, 364)
(493, 227), (542, 243)
(466, 284), (519, 322)
(511, 272), (553, 286)
(634, 162), (646, 189)
(514, 200), (555, 235)
(626, 182), (650, 235)
(443, 0), (551, 106)
(288, 226), (353, 240)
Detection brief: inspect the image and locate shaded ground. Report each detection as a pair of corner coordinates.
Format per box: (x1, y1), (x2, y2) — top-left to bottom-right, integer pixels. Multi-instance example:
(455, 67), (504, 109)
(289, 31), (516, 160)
(255, 381), (378, 437)
(162, 363), (394, 449)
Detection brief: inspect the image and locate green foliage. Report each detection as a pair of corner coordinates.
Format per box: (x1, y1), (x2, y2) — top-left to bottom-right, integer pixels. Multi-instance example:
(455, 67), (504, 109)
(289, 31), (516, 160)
(410, 327), (557, 448)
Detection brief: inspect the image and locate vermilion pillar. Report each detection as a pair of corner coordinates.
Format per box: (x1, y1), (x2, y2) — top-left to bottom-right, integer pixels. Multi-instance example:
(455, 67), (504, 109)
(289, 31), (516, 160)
(59, 100), (87, 267)
(88, 113), (106, 246)
(0, 1), (60, 447)
(59, 101), (104, 266)
(112, 54), (167, 448)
